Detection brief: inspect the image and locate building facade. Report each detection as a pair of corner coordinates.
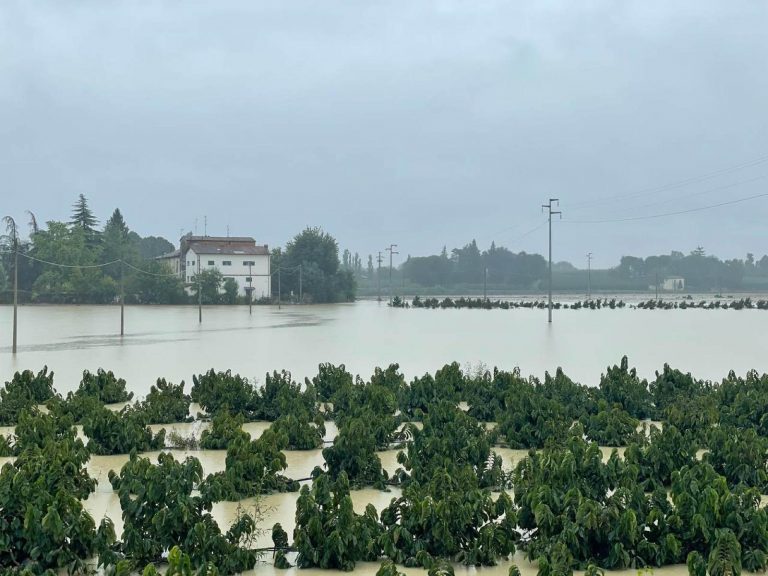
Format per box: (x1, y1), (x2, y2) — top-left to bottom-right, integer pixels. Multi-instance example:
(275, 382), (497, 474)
(157, 235), (271, 299)
(662, 277), (685, 292)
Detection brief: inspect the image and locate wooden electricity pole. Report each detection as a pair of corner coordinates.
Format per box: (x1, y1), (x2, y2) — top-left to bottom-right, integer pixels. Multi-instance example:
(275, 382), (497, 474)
(541, 199), (562, 323)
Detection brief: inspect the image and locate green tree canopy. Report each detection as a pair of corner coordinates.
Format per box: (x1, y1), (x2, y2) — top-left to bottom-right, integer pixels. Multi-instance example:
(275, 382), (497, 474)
(70, 194), (99, 237)
(276, 227), (355, 303)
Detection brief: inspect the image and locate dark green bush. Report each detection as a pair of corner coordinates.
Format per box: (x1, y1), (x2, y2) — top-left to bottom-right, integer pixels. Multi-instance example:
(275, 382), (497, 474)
(138, 378), (192, 424)
(77, 368), (133, 404)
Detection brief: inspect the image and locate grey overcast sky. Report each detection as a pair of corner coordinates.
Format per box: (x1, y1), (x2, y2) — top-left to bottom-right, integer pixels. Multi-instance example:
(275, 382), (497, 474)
(2, 1), (767, 268)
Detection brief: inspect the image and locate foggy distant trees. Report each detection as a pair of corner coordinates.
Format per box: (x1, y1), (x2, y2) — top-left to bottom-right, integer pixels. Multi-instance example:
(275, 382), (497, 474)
(615, 248), (749, 290)
(378, 241), (767, 293)
(401, 240), (547, 288)
(273, 227), (355, 303)
(134, 236), (174, 260)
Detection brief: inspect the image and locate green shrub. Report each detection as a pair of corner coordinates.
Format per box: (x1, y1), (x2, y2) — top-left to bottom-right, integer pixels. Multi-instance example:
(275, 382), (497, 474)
(0, 412), (99, 572)
(0, 366), (56, 425)
(77, 369), (133, 403)
(199, 410), (247, 450)
(108, 453), (261, 573)
(202, 429), (299, 500)
(322, 417), (388, 489)
(191, 369), (258, 418)
(598, 356), (653, 419)
(272, 413), (325, 450)
(294, 472), (382, 570)
(258, 370), (317, 421)
(312, 363), (353, 402)
(138, 378), (192, 424)
(581, 402), (639, 446)
(83, 405), (165, 455)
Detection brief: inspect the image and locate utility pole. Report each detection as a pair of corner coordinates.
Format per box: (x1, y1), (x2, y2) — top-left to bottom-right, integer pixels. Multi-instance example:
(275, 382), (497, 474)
(4, 216), (19, 354)
(655, 271), (659, 300)
(586, 253), (593, 301)
(376, 251), (384, 302)
(120, 259), (125, 336)
(483, 267), (488, 301)
(278, 267), (281, 310)
(248, 263), (253, 315)
(12, 242), (18, 354)
(386, 244), (398, 304)
(299, 264), (303, 304)
(197, 254), (202, 323)
(541, 199), (562, 323)
(204, 216), (207, 237)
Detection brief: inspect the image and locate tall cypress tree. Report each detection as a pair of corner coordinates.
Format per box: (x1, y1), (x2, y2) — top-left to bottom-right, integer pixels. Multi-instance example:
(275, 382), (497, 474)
(70, 194), (98, 234)
(105, 208), (128, 238)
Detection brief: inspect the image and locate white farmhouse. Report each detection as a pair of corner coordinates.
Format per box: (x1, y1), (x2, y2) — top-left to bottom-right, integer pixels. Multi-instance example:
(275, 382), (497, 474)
(157, 235), (271, 299)
(662, 276), (685, 292)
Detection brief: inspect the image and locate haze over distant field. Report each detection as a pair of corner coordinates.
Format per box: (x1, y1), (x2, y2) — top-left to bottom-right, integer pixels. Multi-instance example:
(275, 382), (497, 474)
(2, 1), (767, 266)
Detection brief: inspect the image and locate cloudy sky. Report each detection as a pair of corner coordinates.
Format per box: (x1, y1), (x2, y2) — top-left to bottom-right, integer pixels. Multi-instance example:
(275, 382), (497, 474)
(2, 1), (767, 267)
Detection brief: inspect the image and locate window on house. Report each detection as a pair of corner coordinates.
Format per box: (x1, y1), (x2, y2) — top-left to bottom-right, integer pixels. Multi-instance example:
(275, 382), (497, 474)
(243, 261), (255, 266)
(222, 261), (232, 266)
(246, 277), (252, 282)
(208, 260), (214, 266)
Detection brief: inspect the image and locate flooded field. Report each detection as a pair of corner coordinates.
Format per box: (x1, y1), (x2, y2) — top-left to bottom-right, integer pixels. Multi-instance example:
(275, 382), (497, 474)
(0, 301), (763, 575)
(2, 300), (766, 396)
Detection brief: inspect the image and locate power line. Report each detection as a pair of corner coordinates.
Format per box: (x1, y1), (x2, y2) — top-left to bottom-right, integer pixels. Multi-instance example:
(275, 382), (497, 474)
(565, 152), (768, 211)
(16, 252), (121, 269)
(122, 260), (179, 278)
(562, 191), (768, 224)
(507, 220), (548, 244)
(484, 155), (768, 247)
(573, 173), (768, 221)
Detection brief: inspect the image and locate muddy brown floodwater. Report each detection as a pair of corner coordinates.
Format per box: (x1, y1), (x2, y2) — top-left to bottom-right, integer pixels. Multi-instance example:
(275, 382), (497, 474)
(2, 301), (766, 394)
(1, 301), (762, 575)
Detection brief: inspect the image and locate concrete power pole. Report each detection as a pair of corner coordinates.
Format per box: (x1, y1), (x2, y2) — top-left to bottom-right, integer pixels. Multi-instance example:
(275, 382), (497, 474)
(4, 216), (19, 354)
(541, 199), (562, 323)
(248, 263), (253, 315)
(376, 252), (383, 302)
(586, 252), (593, 301)
(386, 244), (398, 304)
(120, 259), (125, 336)
(197, 254), (202, 323)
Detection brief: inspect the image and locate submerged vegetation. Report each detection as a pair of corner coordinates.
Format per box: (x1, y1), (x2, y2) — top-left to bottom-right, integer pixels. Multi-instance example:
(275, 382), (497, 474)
(397, 295), (768, 311)
(2, 357), (768, 574)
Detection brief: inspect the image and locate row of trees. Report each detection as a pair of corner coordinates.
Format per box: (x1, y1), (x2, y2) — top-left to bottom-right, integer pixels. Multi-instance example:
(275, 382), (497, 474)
(344, 240), (768, 293)
(1, 196), (355, 304)
(0, 195), (185, 304)
(3, 358), (768, 574)
(614, 247), (763, 290)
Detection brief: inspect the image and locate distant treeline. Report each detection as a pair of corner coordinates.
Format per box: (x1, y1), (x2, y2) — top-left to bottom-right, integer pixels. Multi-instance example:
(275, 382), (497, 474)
(1, 197), (354, 305)
(348, 241), (768, 294)
(1, 196), (186, 305)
